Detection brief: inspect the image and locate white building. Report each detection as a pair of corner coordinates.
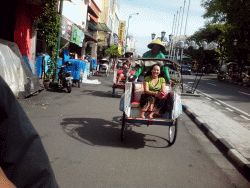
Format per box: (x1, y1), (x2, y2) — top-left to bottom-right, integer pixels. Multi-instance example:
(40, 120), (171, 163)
(62, 0), (88, 29)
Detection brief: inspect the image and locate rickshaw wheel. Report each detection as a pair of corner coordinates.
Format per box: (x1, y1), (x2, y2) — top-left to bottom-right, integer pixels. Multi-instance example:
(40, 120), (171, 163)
(168, 118), (178, 146)
(120, 112), (126, 141)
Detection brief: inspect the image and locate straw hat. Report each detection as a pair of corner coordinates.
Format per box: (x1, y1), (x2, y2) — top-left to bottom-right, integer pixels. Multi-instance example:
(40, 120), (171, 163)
(147, 38), (165, 51)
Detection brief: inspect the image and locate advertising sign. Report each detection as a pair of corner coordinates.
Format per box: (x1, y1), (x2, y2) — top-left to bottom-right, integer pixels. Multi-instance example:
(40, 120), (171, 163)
(71, 25), (85, 47)
(118, 21), (126, 42)
(61, 16), (72, 41)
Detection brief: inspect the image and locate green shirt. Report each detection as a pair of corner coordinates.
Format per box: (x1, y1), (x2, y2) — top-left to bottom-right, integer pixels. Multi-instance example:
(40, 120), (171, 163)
(144, 76), (166, 92)
(134, 65), (171, 82)
(134, 50), (170, 82)
(142, 51), (165, 59)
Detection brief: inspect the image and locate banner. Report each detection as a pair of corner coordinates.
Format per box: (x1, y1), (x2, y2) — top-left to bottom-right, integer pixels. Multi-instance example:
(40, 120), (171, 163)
(71, 25), (85, 47)
(61, 16), (72, 41)
(118, 21), (126, 42)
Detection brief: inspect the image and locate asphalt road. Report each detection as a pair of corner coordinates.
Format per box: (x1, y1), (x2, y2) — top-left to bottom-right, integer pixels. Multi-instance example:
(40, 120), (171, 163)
(183, 74), (250, 116)
(18, 75), (249, 188)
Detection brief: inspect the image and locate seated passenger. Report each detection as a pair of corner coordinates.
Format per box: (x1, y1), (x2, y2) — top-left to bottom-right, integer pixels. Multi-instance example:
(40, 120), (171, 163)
(139, 64), (168, 119)
(117, 62), (129, 83)
(133, 39), (171, 83)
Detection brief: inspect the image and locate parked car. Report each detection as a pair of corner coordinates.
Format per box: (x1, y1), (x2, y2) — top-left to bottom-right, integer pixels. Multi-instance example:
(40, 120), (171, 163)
(181, 64), (192, 75)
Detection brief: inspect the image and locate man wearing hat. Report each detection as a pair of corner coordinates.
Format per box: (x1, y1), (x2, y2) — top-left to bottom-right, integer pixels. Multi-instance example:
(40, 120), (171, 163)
(142, 38), (165, 58)
(133, 39), (171, 83)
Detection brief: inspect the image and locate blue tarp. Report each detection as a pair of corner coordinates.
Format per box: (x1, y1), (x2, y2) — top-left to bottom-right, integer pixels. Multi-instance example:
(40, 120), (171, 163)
(63, 60), (86, 80)
(90, 58), (97, 70)
(35, 54), (50, 78)
(62, 50), (86, 80)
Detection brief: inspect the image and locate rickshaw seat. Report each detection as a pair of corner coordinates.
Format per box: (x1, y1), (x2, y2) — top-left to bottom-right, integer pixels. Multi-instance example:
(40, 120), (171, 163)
(131, 101), (140, 108)
(131, 82), (144, 103)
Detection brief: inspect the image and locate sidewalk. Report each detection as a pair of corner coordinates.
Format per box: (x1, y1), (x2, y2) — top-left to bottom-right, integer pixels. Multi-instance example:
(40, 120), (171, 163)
(182, 96), (250, 179)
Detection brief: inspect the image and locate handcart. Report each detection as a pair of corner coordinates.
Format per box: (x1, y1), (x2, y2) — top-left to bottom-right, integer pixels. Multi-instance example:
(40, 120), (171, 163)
(97, 58), (110, 76)
(62, 50), (86, 88)
(120, 58), (182, 146)
(112, 58), (137, 97)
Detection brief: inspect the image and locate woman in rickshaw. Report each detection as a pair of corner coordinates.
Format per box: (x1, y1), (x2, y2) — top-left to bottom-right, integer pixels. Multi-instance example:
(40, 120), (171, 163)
(116, 62), (129, 84)
(133, 39), (171, 83)
(139, 64), (168, 119)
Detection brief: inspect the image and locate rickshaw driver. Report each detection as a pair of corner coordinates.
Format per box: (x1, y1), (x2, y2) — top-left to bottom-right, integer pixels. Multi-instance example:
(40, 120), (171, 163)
(132, 39), (171, 83)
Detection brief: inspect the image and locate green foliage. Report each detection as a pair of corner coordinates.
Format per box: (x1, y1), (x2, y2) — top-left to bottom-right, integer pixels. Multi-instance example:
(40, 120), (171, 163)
(201, 0), (250, 66)
(35, 0), (61, 80)
(190, 23), (228, 42)
(105, 44), (121, 58)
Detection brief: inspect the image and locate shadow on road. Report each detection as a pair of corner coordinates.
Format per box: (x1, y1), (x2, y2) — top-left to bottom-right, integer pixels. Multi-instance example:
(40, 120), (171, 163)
(61, 117), (171, 149)
(81, 89), (121, 98)
(61, 117), (145, 149)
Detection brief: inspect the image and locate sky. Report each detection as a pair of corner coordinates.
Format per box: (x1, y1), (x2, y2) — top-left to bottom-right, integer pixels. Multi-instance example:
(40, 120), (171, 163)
(118, 0), (207, 55)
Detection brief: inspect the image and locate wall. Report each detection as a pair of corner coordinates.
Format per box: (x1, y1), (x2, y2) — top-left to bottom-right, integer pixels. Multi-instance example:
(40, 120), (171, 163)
(14, 5), (32, 60)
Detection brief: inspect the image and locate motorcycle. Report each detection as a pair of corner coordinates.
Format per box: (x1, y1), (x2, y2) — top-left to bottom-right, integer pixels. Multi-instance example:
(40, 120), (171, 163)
(58, 62), (73, 93)
(217, 71), (228, 81)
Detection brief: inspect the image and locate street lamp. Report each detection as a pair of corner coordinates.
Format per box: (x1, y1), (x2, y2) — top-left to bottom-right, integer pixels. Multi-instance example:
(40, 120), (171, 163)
(168, 34), (174, 59)
(151, 33), (156, 40)
(161, 31), (166, 41)
(151, 31), (168, 42)
(177, 40), (185, 92)
(233, 39), (238, 46)
(125, 12), (139, 53)
(184, 40), (218, 94)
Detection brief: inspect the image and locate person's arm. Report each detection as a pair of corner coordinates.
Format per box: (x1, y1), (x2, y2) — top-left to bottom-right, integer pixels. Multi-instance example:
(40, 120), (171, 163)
(0, 168), (16, 188)
(160, 80), (167, 92)
(133, 66), (143, 78)
(163, 66), (171, 82)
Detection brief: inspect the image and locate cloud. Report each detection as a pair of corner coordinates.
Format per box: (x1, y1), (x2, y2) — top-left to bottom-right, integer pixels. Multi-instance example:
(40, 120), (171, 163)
(119, 0), (206, 55)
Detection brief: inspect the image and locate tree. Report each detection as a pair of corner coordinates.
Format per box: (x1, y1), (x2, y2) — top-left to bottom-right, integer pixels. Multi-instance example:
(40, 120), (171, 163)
(35, 0), (61, 80)
(105, 44), (121, 58)
(186, 23), (223, 70)
(201, 0), (250, 66)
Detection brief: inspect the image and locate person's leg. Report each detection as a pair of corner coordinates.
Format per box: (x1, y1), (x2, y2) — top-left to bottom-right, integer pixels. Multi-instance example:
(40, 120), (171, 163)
(148, 98), (156, 119)
(139, 94), (150, 118)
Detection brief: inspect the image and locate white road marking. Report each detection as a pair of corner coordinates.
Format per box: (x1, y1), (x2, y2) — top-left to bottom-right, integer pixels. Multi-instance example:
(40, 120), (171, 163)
(238, 91), (250, 96)
(240, 115), (250, 121)
(214, 101), (221, 105)
(196, 89), (250, 118)
(205, 97), (211, 100)
(225, 107), (233, 112)
(207, 83), (217, 86)
(188, 82), (194, 84)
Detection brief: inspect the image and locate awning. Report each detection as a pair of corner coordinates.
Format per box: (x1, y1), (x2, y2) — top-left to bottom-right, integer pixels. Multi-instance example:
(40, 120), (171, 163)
(97, 23), (111, 32)
(87, 21), (98, 31)
(84, 32), (97, 43)
(88, 22), (111, 32)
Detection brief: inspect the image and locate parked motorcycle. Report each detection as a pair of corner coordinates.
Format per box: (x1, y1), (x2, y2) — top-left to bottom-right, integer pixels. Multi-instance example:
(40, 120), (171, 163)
(217, 71), (228, 81)
(58, 62), (73, 93)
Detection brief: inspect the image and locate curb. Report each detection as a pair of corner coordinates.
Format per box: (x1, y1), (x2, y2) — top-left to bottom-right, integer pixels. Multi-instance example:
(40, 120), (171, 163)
(182, 104), (250, 180)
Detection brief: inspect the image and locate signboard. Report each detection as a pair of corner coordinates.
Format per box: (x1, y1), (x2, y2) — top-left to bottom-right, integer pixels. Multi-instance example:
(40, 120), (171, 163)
(70, 25), (85, 47)
(118, 21), (126, 42)
(113, 33), (119, 44)
(61, 16), (72, 41)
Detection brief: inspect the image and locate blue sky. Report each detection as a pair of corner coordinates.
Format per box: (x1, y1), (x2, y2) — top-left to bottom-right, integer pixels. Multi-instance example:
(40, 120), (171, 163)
(118, 0), (207, 55)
